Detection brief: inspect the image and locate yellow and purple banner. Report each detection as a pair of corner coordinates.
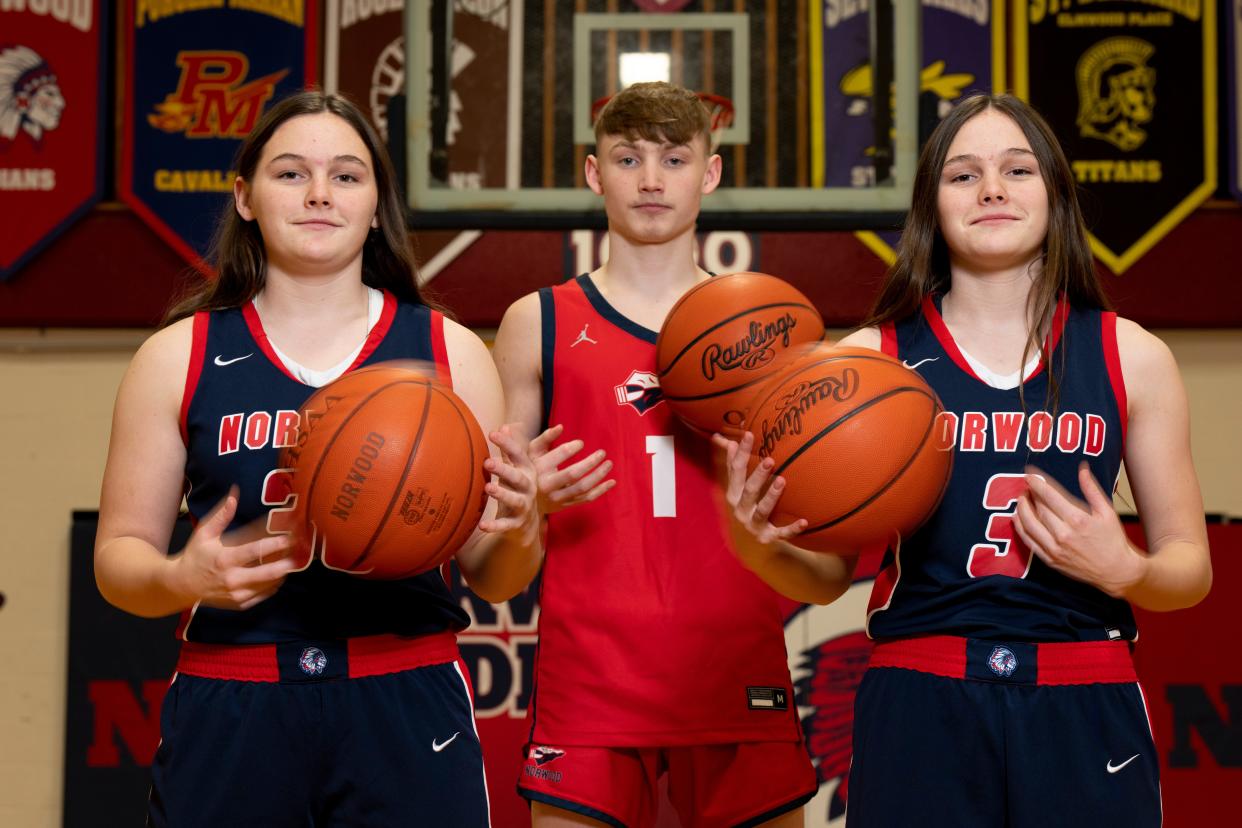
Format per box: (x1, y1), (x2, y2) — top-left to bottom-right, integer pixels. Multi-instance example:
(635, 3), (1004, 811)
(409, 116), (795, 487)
(1014, 0), (1216, 274)
(120, 0), (317, 266)
(0, 0), (105, 280)
(812, 1), (1006, 264)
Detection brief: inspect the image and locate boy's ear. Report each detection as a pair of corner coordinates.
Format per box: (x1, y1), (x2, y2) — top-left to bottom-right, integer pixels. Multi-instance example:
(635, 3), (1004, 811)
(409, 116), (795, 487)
(701, 153), (723, 195)
(585, 154), (604, 195)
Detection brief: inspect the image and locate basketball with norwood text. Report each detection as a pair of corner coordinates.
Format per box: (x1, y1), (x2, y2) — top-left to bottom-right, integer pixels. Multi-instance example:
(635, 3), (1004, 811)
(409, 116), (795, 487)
(281, 365), (488, 578)
(656, 272), (825, 435)
(744, 344), (953, 551)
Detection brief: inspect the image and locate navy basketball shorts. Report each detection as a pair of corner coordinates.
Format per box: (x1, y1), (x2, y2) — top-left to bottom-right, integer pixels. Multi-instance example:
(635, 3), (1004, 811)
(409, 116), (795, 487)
(147, 632), (491, 827)
(847, 636), (1160, 828)
(517, 739), (817, 828)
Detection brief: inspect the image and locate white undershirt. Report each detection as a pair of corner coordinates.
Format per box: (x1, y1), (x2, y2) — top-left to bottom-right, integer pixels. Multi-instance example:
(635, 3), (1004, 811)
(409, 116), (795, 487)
(956, 344), (1042, 391)
(265, 287), (384, 387)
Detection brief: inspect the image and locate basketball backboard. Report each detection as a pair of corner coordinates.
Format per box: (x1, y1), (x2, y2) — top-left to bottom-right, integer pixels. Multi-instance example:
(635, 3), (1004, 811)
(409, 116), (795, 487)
(405, 0), (922, 228)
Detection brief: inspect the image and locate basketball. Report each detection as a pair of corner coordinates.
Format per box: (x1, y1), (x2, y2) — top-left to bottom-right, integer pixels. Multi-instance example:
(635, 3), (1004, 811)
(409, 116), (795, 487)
(280, 365), (489, 579)
(744, 344), (953, 551)
(656, 272), (825, 435)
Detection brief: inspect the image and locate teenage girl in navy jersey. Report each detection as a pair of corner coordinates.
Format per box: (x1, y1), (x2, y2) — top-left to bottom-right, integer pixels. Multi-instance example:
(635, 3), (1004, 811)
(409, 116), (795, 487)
(719, 93), (1211, 827)
(95, 91), (540, 826)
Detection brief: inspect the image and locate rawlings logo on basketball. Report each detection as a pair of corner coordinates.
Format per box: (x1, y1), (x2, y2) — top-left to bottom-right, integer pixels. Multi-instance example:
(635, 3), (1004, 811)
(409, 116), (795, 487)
(299, 647), (328, 675)
(756, 370), (859, 459)
(614, 370), (664, 415)
(700, 313), (799, 380)
(987, 646), (1018, 677)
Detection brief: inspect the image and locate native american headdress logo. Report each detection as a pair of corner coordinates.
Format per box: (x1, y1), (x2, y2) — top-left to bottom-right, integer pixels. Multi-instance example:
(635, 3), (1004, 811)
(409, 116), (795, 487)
(0, 45), (65, 146)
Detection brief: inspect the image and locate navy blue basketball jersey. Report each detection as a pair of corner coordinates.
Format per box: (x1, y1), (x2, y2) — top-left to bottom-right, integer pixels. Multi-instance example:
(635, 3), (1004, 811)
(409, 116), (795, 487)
(178, 293), (470, 643)
(866, 296), (1135, 642)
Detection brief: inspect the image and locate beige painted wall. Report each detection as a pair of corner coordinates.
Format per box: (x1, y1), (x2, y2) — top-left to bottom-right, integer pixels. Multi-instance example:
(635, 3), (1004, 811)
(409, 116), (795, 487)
(1, 327), (1239, 826)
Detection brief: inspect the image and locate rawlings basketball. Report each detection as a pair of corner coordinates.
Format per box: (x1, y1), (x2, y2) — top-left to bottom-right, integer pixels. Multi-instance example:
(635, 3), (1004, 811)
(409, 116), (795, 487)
(281, 365), (489, 579)
(656, 272), (825, 435)
(744, 344), (953, 551)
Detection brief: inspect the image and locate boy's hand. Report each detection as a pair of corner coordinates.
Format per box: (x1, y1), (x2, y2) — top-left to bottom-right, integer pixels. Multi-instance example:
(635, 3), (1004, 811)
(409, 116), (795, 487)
(530, 424), (616, 513)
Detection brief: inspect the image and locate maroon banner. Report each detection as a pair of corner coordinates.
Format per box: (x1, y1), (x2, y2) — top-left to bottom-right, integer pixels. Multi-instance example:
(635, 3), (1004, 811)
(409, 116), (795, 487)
(0, 0), (104, 280)
(324, 0), (404, 143)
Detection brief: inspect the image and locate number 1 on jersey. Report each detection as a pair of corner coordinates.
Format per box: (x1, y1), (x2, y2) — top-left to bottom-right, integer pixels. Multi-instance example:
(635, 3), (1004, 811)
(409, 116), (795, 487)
(646, 435), (676, 517)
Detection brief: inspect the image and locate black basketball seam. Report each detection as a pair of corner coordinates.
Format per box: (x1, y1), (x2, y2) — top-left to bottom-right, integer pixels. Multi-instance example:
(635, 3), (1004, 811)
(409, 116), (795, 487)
(770, 385), (929, 478)
(905, 402), (954, 537)
(346, 384), (435, 571)
(787, 390), (941, 535)
(658, 301), (820, 377)
(303, 377), (430, 570)
(663, 370), (789, 402)
(745, 353), (903, 426)
(382, 387), (484, 579)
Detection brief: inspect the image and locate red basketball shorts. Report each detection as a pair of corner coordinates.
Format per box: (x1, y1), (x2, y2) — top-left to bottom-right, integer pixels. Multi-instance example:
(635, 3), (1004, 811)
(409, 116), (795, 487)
(517, 739), (816, 828)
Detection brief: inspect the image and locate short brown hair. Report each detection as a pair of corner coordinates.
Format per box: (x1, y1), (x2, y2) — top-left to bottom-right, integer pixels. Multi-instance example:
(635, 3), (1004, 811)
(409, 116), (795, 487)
(593, 81), (712, 150)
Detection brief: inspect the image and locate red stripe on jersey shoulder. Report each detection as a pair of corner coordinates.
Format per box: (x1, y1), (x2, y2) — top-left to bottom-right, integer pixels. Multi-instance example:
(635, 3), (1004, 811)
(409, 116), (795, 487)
(242, 301), (301, 383)
(351, 290), (399, 372)
(1101, 311), (1127, 446)
(180, 312), (210, 446)
(879, 321), (899, 358)
(430, 310), (451, 388)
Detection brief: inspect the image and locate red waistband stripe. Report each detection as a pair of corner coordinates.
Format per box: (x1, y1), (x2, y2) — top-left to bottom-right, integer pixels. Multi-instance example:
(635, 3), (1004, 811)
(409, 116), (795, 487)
(869, 635), (1136, 686)
(175, 632), (459, 682)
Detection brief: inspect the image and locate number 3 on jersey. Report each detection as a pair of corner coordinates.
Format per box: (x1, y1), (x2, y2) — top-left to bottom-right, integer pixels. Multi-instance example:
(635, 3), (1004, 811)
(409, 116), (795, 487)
(966, 473), (1034, 579)
(646, 435), (676, 517)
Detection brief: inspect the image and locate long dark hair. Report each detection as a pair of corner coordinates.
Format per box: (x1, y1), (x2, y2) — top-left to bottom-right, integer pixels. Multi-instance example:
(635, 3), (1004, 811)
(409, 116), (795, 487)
(163, 90), (437, 325)
(858, 94), (1109, 400)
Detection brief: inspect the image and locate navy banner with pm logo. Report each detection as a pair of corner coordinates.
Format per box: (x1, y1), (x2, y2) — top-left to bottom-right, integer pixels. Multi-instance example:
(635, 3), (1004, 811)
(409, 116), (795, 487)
(1014, 0), (1216, 274)
(119, 0), (317, 266)
(0, 0), (105, 280)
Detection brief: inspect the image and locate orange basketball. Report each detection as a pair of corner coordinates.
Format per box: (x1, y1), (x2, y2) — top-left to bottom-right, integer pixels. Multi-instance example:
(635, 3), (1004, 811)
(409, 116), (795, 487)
(656, 272), (825, 435)
(744, 344), (953, 551)
(281, 365), (488, 579)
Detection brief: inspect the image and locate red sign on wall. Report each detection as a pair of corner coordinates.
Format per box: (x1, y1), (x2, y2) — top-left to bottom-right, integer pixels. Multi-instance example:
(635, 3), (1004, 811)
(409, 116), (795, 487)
(0, 1), (104, 280)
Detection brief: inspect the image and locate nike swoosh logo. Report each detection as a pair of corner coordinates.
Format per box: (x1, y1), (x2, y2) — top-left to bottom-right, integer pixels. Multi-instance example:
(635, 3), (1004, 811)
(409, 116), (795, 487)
(1107, 754), (1140, 773)
(901, 357), (939, 370)
(432, 732), (460, 753)
(214, 353), (253, 367)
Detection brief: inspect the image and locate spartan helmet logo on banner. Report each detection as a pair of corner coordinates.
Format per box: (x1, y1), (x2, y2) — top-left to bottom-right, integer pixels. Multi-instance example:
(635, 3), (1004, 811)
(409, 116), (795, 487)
(0, 46), (66, 146)
(1075, 37), (1156, 152)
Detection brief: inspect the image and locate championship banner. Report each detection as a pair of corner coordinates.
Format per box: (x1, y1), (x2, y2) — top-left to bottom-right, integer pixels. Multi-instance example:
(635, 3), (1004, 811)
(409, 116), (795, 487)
(812, 1), (1006, 264)
(1229, 0), (1241, 203)
(0, 0), (104, 280)
(119, 0), (318, 266)
(1014, 0), (1216, 274)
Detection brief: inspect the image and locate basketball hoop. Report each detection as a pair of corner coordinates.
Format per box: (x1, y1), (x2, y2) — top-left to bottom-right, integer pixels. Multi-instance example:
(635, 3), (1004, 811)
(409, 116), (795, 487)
(590, 91), (735, 152)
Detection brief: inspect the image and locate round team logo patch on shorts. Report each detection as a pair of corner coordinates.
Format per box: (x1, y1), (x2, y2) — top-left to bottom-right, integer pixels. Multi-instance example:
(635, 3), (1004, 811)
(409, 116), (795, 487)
(299, 647), (328, 675)
(987, 645), (1018, 678)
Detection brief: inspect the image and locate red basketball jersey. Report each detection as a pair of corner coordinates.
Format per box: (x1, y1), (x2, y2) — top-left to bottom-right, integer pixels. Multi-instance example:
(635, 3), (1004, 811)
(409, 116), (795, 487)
(529, 275), (800, 747)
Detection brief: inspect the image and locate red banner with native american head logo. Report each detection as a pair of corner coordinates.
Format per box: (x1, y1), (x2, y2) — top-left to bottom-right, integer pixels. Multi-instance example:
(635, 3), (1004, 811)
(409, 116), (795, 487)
(0, 0), (105, 280)
(119, 0), (317, 266)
